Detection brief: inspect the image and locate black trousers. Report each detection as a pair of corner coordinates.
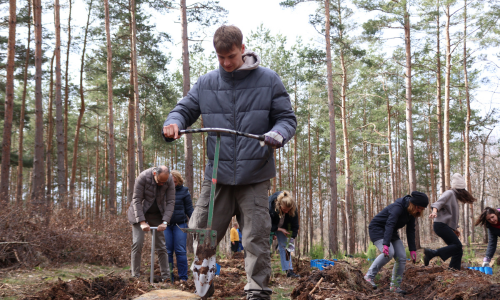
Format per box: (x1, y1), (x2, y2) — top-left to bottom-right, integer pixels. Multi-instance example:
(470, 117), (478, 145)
(231, 241), (240, 253)
(433, 222), (463, 270)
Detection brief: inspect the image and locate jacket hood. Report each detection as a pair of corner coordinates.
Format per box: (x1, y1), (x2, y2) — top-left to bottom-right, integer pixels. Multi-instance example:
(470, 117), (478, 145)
(238, 49), (260, 71)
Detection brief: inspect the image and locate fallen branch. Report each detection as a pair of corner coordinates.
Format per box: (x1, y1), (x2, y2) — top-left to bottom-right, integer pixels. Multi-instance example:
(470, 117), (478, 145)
(138, 288), (147, 294)
(0, 242), (30, 245)
(367, 293), (383, 298)
(104, 270), (115, 277)
(309, 277), (324, 295)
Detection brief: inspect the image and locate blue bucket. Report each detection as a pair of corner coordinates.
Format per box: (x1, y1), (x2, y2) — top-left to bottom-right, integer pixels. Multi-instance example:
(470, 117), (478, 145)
(474, 267), (480, 271)
(479, 267), (485, 273)
(215, 263), (221, 275)
(485, 267), (493, 275)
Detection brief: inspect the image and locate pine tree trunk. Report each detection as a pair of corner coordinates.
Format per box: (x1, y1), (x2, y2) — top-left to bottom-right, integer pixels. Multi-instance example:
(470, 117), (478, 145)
(443, 4), (451, 190)
(325, 0), (338, 257)
(0, 0), (17, 200)
(404, 3), (419, 248)
(130, 0), (144, 172)
(31, 0), (46, 212)
(180, 0), (194, 195)
(17, 2), (31, 204)
(427, 100), (436, 242)
(104, 0), (116, 214)
(70, 0), (92, 207)
(308, 108), (313, 251)
(317, 128), (324, 250)
(127, 57), (136, 205)
(46, 53), (55, 204)
(463, 0), (472, 243)
(435, 0), (445, 195)
(64, 0), (72, 183)
(54, 0), (67, 204)
(384, 81), (396, 200)
(95, 116), (100, 219)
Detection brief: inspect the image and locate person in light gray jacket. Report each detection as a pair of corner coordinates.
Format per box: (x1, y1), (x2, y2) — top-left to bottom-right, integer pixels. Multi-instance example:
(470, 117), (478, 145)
(424, 173), (476, 270)
(162, 25), (296, 300)
(127, 166), (175, 280)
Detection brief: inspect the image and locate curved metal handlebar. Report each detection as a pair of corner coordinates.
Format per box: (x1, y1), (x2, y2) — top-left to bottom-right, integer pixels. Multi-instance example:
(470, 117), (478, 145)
(179, 128), (265, 141)
(149, 227), (158, 230)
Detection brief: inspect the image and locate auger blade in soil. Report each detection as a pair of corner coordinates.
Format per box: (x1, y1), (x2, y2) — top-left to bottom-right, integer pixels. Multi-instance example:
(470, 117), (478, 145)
(183, 228), (217, 298)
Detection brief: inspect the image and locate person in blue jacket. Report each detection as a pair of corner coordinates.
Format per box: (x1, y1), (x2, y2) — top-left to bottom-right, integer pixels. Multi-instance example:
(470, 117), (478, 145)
(475, 207), (500, 267)
(364, 191), (428, 295)
(269, 191), (300, 278)
(164, 170), (194, 282)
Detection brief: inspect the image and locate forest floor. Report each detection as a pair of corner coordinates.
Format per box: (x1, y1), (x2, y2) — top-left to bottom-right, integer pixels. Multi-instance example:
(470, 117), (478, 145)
(2, 245), (500, 299)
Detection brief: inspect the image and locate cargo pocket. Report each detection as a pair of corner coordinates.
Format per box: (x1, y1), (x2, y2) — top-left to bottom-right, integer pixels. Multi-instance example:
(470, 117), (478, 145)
(251, 194), (272, 239)
(189, 180), (211, 229)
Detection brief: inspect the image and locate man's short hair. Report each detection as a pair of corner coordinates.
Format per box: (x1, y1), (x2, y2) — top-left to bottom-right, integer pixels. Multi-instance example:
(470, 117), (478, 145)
(213, 25), (243, 53)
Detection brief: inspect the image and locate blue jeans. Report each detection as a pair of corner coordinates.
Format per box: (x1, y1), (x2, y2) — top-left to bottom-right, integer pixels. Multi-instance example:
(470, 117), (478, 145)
(164, 223), (188, 280)
(276, 231), (293, 271)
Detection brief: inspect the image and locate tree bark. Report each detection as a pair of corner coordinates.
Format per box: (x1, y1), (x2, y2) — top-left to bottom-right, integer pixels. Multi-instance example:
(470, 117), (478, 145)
(463, 0), (472, 243)
(104, 0), (116, 214)
(69, 0), (92, 207)
(0, 0), (17, 200)
(180, 0), (194, 195)
(317, 128), (324, 249)
(17, 2), (31, 204)
(54, 0), (67, 204)
(443, 4), (451, 190)
(46, 52), (55, 205)
(325, 0), (338, 257)
(127, 55), (136, 204)
(64, 0), (72, 182)
(307, 108), (313, 252)
(31, 0), (46, 212)
(95, 117), (101, 219)
(130, 0), (144, 172)
(404, 1), (420, 248)
(435, 0), (445, 195)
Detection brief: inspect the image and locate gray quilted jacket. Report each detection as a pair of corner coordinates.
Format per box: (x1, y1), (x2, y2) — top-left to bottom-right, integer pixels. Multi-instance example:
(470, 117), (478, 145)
(127, 167), (176, 224)
(163, 50), (297, 185)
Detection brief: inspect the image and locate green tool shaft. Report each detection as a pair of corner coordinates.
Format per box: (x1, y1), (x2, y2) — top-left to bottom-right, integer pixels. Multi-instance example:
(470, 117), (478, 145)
(207, 133), (220, 229)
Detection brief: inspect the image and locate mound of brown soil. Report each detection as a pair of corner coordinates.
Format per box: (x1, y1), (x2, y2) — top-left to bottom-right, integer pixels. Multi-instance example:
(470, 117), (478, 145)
(292, 261), (500, 300)
(291, 261), (374, 300)
(22, 276), (152, 300)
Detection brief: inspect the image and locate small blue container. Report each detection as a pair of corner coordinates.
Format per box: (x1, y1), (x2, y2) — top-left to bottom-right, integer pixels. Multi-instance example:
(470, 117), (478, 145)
(474, 267), (480, 271)
(310, 259), (335, 270)
(479, 267), (485, 273)
(485, 267), (493, 275)
(215, 263), (221, 275)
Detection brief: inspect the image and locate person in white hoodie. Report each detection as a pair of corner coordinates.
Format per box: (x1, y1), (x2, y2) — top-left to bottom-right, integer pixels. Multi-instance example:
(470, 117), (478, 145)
(424, 174), (476, 270)
(163, 25), (297, 300)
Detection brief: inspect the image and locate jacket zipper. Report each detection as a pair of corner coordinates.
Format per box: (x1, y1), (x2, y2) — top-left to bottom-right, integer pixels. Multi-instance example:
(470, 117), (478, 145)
(232, 72), (236, 185)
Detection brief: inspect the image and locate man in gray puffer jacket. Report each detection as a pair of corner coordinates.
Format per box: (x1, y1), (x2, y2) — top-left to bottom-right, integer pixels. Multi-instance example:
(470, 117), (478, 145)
(163, 25), (296, 299)
(127, 166), (175, 280)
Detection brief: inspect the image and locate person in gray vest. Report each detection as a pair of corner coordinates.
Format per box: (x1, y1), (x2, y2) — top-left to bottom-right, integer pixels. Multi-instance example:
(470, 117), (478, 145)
(162, 25), (296, 299)
(127, 166), (176, 280)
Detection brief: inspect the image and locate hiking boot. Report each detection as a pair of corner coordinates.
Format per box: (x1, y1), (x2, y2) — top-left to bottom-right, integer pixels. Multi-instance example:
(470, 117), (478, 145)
(364, 274), (377, 289)
(424, 248), (436, 266)
(286, 270), (300, 278)
(390, 286), (407, 295)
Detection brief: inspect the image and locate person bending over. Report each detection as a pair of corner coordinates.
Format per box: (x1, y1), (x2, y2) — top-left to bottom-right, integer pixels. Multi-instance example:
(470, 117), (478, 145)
(127, 166), (175, 280)
(364, 191), (428, 295)
(475, 207), (500, 267)
(268, 191), (300, 278)
(424, 173), (476, 270)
